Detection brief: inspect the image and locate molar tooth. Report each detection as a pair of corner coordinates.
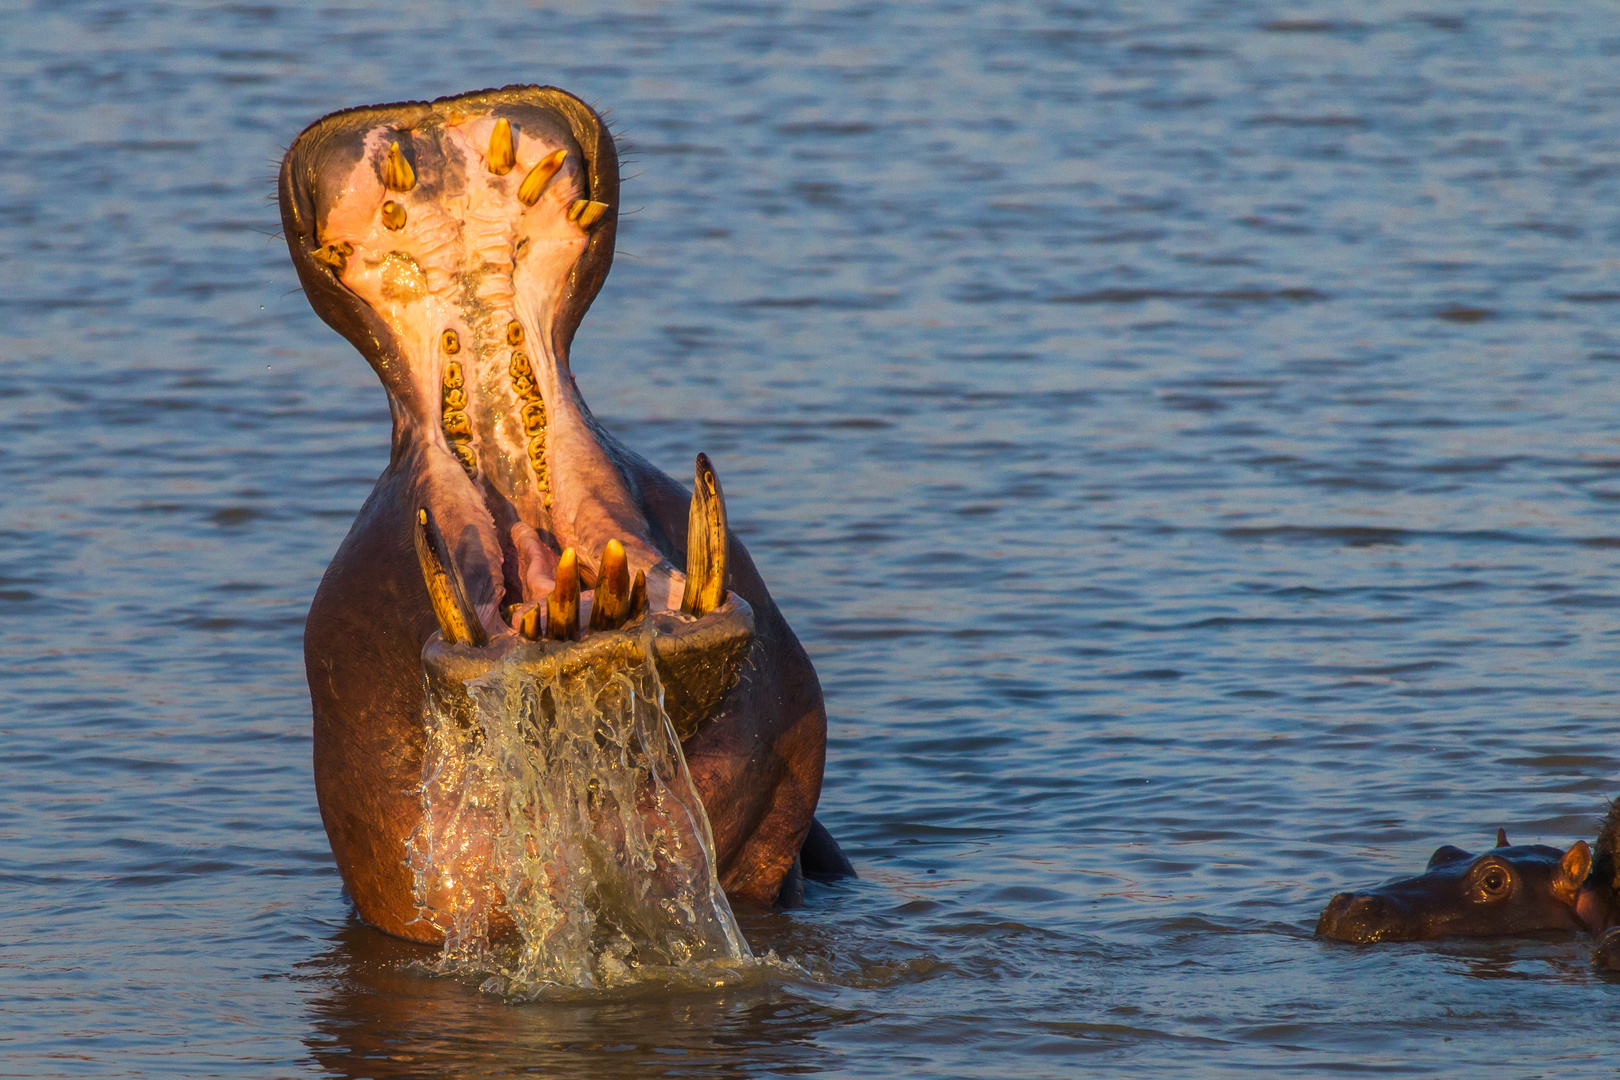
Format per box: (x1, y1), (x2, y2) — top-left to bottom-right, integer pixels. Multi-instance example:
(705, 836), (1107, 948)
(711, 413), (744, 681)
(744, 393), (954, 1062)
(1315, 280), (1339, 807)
(681, 453), (730, 616)
(507, 320), (524, 346)
(589, 539), (631, 631)
(383, 141), (416, 192)
(381, 200), (406, 230)
(442, 386), (467, 411)
(487, 118), (516, 175)
(520, 399), (548, 436)
(450, 443), (478, 477)
(517, 148), (567, 206)
(441, 329), (460, 355)
(443, 360), (464, 388)
(627, 569), (648, 623)
(568, 200), (609, 228)
(546, 547), (580, 640)
(442, 411), (471, 440)
(414, 507), (486, 647)
(312, 243), (348, 272)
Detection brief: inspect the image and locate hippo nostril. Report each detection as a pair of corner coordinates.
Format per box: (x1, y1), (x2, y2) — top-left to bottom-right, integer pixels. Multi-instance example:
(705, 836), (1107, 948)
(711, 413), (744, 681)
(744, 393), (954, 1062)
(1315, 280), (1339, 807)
(1349, 895), (1386, 920)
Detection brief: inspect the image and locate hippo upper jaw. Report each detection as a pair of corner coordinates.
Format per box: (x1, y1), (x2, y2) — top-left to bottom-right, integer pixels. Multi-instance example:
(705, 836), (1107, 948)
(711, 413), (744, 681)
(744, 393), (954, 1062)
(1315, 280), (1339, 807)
(279, 86), (700, 630)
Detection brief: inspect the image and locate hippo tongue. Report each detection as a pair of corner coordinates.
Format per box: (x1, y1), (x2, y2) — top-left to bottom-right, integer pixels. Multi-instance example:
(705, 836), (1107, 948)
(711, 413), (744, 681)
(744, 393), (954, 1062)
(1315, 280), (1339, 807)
(279, 89), (685, 627)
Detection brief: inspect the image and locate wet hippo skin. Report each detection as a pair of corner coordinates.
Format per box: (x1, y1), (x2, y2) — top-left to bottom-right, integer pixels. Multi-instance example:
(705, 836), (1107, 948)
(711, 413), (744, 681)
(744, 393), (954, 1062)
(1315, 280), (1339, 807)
(279, 86), (850, 943)
(1317, 808), (1620, 969)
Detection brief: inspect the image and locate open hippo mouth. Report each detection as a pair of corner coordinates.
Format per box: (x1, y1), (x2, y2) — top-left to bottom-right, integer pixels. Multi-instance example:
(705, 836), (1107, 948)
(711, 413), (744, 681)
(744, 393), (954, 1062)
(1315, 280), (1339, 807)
(281, 87), (751, 732)
(280, 87), (838, 944)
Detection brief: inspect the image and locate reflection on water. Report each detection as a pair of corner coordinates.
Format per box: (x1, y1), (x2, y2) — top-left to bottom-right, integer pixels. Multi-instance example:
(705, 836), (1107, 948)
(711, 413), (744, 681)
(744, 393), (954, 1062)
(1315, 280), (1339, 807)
(8, 0), (1620, 1075)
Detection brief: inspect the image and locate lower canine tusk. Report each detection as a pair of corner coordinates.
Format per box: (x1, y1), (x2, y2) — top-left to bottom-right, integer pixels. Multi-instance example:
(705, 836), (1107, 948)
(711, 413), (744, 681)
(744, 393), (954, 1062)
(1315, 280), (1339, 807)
(414, 507), (486, 646)
(680, 453), (729, 616)
(547, 547), (580, 640)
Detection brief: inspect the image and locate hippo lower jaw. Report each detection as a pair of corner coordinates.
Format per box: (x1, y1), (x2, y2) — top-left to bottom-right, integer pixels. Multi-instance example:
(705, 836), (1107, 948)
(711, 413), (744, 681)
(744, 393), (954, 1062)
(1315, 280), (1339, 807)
(282, 87), (832, 942)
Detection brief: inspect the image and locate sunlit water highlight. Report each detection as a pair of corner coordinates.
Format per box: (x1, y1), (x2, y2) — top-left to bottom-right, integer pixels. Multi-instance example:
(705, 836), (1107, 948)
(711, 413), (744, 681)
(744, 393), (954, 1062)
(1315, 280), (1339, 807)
(406, 633), (750, 998)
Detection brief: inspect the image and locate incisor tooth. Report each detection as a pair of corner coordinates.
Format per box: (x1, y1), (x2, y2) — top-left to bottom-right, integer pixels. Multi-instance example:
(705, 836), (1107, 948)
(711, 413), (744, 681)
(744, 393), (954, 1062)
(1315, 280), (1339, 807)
(568, 200), (610, 228)
(681, 453), (730, 616)
(516, 603), (540, 641)
(487, 118), (515, 175)
(381, 200), (406, 230)
(517, 149), (568, 206)
(627, 569), (648, 623)
(546, 548), (580, 640)
(589, 539), (631, 632)
(383, 141), (416, 192)
(414, 507), (486, 647)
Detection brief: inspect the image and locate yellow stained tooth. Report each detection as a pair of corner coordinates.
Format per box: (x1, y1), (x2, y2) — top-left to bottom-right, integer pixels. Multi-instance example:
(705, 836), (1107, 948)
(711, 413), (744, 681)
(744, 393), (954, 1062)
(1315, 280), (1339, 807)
(511, 372), (536, 398)
(520, 399), (547, 436)
(332, 241), (354, 256)
(568, 200), (610, 229)
(546, 548), (580, 640)
(517, 148), (567, 206)
(442, 411), (472, 440)
(413, 507), (486, 647)
(626, 569), (648, 623)
(381, 200), (406, 230)
(441, 329), (460, 355)
(488, 118), (515, 175)
(506, 320), (524, 346)
(442, 387), (467, 411)
(312, 244), (347, 272)
(383, 141), (416, 192)
(451, 443), (478, 477)
(681, 453), (729, 616)
(516, 603), (540, 641)
(509, 350), (532, 379)
(589, 539), (631, 632)
(443, 360), (464, 389)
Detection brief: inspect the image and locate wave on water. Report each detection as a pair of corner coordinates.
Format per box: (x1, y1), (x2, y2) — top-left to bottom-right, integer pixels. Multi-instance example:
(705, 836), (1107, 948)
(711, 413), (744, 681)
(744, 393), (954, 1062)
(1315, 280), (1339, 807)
(404, 628), (755, 999)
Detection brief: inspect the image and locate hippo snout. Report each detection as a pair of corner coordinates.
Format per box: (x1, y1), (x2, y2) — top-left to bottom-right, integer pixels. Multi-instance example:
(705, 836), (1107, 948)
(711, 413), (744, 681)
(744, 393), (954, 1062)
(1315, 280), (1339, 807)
(1317, 891), (1411, 943)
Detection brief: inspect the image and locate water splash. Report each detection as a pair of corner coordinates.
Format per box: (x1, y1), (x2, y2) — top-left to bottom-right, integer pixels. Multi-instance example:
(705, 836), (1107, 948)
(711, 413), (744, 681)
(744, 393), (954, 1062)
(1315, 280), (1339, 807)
(405, 627), (752, 997)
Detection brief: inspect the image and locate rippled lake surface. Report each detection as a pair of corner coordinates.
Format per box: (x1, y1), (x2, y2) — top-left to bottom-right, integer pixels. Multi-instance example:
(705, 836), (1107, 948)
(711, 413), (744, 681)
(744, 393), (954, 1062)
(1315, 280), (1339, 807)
(9, 1), (1620, 1074)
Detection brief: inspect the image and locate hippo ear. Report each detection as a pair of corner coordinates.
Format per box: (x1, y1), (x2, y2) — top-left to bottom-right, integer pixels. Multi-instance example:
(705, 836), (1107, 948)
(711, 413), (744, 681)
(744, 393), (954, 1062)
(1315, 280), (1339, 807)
(1497, 828), (1510, 848)
(1554, 840), (1592, 906)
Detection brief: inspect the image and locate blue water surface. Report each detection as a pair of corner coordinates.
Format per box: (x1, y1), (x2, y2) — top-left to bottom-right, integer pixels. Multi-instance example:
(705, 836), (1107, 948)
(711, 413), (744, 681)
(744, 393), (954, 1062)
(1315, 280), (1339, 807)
(5, 1), (1620, 1075)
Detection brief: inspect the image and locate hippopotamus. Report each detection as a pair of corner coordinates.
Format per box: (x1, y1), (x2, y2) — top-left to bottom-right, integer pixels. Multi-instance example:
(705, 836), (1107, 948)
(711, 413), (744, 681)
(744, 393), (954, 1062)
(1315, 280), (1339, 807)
(1316, 804), (1620, 967)
(278, 85), (851, 944)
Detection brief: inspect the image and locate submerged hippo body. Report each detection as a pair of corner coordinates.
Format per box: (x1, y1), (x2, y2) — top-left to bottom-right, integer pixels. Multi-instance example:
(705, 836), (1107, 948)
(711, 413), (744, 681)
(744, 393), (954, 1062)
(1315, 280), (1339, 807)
(1317, 809), (1620, 967)
(280, 86), (850, 943)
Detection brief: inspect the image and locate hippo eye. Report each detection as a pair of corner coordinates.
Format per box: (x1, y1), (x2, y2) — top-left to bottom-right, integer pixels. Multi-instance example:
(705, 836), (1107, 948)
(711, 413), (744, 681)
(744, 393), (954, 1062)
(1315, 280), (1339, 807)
(1478, 865), (1511, 898)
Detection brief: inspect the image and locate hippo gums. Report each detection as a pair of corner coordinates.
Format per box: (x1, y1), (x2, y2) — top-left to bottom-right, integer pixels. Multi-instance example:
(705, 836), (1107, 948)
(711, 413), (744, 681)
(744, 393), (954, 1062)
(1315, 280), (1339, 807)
(1317, 801), (1620, 967)
(279, 86), (851, 944)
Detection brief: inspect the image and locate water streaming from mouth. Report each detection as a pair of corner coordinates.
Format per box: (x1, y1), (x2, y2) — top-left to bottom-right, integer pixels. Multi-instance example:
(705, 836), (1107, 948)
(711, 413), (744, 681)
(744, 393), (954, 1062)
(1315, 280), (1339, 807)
(404, 628), (752, 998)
